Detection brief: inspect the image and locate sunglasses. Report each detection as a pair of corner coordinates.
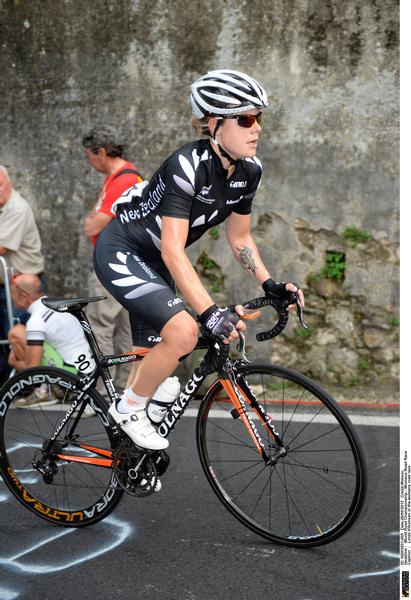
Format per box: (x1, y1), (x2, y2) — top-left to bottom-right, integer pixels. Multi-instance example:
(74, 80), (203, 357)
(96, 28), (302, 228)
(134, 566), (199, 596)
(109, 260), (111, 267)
(224, 113), (263, 128)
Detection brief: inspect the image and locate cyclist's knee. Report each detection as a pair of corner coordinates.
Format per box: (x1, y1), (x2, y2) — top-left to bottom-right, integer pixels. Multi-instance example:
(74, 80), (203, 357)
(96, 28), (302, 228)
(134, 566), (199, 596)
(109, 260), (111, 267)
(161, 313), (198, 355)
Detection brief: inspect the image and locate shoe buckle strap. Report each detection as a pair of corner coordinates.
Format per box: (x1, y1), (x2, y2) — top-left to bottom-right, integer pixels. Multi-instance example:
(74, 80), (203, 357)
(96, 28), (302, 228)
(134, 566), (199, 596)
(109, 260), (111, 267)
(121, 412), (142, 426)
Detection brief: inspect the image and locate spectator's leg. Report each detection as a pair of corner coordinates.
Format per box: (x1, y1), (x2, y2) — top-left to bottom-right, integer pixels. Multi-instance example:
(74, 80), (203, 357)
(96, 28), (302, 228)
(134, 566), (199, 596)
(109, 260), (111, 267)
(8, 324), (27, 371)
(113, 306), (133, 390)
(86, 270), (131, 396)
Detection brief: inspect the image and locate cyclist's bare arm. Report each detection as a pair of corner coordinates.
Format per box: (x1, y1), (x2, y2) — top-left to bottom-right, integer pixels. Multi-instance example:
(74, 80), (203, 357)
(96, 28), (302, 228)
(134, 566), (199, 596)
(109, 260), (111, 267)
(226, 212), (271, 283)
(226, 212), (305, 309)
(161, 216), (244, 342)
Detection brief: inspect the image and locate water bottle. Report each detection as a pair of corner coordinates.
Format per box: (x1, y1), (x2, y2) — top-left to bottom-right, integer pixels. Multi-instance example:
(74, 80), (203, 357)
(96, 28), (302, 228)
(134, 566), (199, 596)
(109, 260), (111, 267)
(147, 376), (181, 424)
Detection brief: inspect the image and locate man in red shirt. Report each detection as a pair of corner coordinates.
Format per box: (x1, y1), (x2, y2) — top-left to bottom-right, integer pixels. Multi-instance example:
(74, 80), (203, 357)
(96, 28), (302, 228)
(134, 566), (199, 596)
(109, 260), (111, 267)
(82, 126), (143, 391)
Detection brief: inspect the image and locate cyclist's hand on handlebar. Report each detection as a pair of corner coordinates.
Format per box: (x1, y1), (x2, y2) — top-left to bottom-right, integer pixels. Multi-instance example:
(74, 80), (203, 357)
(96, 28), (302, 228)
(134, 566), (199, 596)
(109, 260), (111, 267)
(198, 304), (246, 345)
(262, 278), (305, 311)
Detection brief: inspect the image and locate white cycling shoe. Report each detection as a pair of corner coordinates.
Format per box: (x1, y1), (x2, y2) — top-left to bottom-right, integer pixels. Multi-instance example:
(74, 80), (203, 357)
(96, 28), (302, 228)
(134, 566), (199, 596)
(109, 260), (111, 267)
(108, 403), (169, 451)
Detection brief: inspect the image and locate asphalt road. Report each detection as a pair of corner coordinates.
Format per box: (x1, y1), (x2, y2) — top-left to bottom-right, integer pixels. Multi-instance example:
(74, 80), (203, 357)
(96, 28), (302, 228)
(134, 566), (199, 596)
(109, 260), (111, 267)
(0, 408), (399, 600)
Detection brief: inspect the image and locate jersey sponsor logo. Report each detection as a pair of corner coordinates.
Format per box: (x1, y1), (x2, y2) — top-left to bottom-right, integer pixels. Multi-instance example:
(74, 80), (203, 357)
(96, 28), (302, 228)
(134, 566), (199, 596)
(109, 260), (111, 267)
(226, 199), (241, 205)
(195, 185), (215, 204)
(167, 298), (183, 308)
(230, 181), (247, 188)
(148, 335), (162, 343)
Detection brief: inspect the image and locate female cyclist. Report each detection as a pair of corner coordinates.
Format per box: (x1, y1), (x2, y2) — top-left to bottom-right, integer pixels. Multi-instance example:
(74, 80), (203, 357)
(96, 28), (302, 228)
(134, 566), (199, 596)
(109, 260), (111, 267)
(94, 69), (305, 453)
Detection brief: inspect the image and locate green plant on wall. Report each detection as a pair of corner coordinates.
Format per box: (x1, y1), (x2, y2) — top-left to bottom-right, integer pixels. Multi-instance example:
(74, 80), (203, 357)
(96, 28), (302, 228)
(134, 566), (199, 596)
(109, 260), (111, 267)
(358, 358), (370, 371)
(196, 251), (224, 293)
(295, 327), (311, 339)
(321, 251), (346, 281)
(389, 315), (399, 327)
(208, 227), (220, 240)
(341, 226), (373, 245)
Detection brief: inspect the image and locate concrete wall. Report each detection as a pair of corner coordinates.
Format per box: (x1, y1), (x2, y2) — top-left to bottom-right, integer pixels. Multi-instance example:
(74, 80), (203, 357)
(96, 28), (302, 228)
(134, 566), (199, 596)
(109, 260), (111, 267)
(0, 0), (399, 386)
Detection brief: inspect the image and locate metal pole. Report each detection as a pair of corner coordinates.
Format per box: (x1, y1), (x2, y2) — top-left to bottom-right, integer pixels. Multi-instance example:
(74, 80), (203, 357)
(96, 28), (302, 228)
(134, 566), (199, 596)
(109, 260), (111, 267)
(0, 256), (14, 345)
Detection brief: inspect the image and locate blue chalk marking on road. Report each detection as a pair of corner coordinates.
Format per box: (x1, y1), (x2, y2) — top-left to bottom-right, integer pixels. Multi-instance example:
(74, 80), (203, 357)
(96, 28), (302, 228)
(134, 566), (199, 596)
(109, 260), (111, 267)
(0, 515), (133, 575)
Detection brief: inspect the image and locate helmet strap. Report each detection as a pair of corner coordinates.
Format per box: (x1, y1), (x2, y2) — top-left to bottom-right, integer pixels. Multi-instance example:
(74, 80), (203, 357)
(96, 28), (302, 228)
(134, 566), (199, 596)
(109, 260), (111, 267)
(212, 120), (238, 167)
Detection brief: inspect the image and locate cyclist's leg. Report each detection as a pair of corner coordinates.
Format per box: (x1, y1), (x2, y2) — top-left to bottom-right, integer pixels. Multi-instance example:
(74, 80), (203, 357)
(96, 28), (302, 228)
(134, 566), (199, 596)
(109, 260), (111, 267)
(94, 239), (198, 398)
(130, 310), (198, 397)
(124, 314), (158, 388)
(93, 241), (196, 450)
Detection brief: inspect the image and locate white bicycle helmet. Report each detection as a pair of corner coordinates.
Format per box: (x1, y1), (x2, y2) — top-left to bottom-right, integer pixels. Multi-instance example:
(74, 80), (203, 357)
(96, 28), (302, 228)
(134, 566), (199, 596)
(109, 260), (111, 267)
(191, 69), (268, 118)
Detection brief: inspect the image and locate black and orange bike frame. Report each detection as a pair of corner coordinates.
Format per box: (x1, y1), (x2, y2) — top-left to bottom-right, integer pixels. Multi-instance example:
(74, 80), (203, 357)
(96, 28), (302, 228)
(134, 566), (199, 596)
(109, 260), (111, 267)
(45, 301), (287, 470)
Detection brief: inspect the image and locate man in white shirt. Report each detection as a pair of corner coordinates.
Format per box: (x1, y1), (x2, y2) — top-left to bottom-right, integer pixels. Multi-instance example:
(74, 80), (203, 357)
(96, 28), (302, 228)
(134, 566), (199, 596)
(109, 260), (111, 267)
(8, 273), (95, 407)
(0, 166), (44, 339)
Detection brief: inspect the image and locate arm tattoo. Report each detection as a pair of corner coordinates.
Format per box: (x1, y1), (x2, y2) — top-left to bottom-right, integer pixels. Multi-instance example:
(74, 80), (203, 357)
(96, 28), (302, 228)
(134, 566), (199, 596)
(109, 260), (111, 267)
(237, 246), (257, 276)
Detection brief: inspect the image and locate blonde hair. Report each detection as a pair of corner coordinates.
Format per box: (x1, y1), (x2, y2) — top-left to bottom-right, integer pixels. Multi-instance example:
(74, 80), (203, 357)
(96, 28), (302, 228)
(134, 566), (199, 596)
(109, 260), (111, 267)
(191, 115), (213, 137)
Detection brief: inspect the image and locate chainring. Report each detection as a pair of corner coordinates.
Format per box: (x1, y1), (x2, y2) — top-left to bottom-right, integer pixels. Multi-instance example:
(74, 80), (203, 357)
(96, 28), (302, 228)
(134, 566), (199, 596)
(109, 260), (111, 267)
(113, 440), (158, 497)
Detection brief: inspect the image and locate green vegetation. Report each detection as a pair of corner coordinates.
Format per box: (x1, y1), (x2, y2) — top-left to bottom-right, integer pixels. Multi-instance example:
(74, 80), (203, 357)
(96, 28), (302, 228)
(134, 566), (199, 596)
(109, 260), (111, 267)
(295, 327), (312, 339)
(358, 358), (370, 371)
(209, 227), (220, 240)
(321, 251), (346, 281)
(341, 226), (373, 245)
(389, 315), (399, 327)
(198, 252), (217, 270)
(196, 251), (223, 293)
(307, 273), (321, 285)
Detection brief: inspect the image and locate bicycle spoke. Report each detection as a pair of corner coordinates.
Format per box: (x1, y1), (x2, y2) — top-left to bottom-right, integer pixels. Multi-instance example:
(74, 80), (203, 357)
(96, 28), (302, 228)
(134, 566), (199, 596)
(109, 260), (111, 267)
(198, 364), (366, 546)
(0, 368), (122, 525)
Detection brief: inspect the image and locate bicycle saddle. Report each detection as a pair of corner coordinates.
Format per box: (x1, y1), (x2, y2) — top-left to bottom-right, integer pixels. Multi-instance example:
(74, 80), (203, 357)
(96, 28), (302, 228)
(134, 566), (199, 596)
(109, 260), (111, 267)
(41, 296), (106, 312)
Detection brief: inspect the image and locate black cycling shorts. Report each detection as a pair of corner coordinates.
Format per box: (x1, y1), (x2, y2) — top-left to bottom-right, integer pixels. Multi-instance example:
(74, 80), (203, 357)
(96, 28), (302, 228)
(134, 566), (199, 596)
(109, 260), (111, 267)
(93, 221), (187, 347)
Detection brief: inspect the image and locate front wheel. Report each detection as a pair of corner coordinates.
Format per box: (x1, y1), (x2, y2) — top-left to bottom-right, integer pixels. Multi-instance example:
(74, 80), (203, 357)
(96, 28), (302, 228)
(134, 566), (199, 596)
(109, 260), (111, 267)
(0, 367), (124, 526)
(196, 363), (367, 547)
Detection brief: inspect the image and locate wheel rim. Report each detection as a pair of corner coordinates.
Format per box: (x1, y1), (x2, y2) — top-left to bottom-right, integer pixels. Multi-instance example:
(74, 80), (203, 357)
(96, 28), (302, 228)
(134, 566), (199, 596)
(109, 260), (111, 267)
(0, 369), (121, 525)
(198, 365), (366, 546)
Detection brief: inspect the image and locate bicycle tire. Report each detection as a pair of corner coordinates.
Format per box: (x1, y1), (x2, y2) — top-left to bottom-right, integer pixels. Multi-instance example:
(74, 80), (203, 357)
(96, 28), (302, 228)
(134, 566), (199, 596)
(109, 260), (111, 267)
(196, 363), (367, 547)
(0, 367), (124, 527)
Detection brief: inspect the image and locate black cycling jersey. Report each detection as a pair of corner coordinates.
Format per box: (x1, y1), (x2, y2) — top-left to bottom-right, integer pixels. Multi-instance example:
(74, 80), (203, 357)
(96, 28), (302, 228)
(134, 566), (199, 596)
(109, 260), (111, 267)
(94, 138), (262, 347)
(112, 138), (262, 256)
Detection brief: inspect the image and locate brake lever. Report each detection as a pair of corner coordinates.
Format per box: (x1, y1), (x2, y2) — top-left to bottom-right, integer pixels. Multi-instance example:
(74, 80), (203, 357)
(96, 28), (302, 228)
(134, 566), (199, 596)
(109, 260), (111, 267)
(289, 291), (309, 330)
(236, 331), (250, 363)
(296, 300), (309, 329)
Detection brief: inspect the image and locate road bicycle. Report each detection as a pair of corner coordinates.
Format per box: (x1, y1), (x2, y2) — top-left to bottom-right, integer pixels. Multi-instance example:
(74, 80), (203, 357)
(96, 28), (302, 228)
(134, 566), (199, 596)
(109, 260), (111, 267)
(0, 293), (367, 547)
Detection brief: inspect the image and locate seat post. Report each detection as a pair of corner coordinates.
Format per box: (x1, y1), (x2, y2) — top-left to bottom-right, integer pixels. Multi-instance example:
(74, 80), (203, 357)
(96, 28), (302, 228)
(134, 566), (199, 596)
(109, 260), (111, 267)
(73, 309), (105, 365)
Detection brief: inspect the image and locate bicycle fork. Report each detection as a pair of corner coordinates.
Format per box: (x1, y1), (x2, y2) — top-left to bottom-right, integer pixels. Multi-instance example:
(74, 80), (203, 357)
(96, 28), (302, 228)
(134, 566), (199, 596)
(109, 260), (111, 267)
(219, 369), (288, 466)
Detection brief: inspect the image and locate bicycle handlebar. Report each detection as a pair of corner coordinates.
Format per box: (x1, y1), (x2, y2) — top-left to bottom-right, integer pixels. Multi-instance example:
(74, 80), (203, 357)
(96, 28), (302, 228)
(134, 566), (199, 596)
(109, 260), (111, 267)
(229, 293), (309, 342)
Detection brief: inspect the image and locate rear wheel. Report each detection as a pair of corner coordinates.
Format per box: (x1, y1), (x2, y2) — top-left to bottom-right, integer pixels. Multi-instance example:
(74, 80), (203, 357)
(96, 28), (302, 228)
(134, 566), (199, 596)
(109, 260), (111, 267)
(197, 363), (367, 547)
(0, 367), (123, 526)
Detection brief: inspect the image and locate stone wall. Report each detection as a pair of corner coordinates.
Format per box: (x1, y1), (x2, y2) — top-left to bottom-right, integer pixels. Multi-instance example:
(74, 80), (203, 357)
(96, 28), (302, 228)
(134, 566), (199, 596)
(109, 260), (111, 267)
(0, 0), (399, 388)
